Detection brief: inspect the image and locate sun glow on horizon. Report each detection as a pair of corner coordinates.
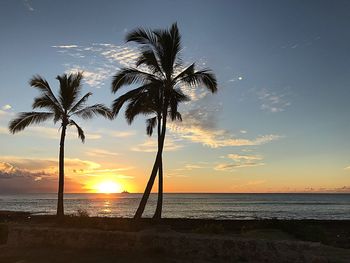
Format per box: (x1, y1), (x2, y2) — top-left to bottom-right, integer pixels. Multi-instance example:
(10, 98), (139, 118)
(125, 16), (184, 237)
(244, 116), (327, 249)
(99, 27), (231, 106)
(95, 181), (123, 194)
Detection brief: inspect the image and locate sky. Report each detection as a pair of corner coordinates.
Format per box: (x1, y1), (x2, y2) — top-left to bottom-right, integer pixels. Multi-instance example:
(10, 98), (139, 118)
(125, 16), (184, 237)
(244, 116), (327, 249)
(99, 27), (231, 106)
(0, 0), (349, 193)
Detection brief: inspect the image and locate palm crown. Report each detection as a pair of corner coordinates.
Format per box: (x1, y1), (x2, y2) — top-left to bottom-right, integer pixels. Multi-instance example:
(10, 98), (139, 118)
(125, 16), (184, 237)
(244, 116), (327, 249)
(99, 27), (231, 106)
(9, 72), (111, 139)
(111, 22), (217, 126)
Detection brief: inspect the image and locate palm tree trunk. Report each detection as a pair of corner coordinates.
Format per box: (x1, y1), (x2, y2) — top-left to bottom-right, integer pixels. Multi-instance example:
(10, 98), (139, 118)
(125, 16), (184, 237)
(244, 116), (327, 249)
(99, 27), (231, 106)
(153, 115), (164, 219)
(134, 112), (167, 219)
(133, 151), (161, 219)
(57, 124), (67, 217)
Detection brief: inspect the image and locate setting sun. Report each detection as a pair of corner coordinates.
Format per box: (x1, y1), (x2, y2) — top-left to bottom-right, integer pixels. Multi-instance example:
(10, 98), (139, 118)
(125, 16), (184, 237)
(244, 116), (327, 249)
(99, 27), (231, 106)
(96, 181), (123, 194)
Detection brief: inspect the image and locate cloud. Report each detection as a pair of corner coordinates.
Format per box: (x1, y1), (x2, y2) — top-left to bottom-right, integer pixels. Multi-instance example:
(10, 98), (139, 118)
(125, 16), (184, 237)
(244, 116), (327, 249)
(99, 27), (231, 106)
(0, 156), (100, 175)
(132, 138), (183, 152)
(215, 153), (265, 171)
(23, 0), (34, 11)
(0, 156), (133, 193)
(2, 104), (12, 110)
(7, 126), (101, 140)
(215, 162), (264, 171)
(0, 105), (13, 119)
(109, 130), (136, 138)
(99, 45), (139, 67)
(227, 154), (263, 161)
(67, 65), (114, 88)
(86, 149), (119, 158)
(178, 81), (209, 102)
(0, 156), (133, 179)
(169, 108), (281, 148)
(53, 43), (139, 88)
(184, 164), (205, 170)
(174, 163), (209, 172)
(0, 159), (84, 193)
(52, 45), (78, 49)
(258, 88), (291, 113)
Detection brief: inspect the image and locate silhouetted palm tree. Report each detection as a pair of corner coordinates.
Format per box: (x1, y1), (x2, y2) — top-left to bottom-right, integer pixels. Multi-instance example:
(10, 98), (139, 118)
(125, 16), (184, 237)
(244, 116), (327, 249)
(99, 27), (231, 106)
(111, 23), (217, 219)
(9, 72), (111, 217)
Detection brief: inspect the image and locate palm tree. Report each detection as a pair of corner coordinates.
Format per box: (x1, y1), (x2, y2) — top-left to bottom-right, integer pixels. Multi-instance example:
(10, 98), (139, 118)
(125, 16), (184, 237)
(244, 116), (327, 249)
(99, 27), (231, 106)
(9, 72), (111, 217)
(112, 78), (187, 219)
(111, 23), (217, 219)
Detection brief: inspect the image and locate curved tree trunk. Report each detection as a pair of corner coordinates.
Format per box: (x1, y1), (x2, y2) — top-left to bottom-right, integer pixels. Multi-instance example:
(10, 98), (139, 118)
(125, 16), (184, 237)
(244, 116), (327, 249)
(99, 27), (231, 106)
(57, 124), (67, 218)
(134, 111), (167, 219)
(153, 115), (164, 219)
(133, 152), (161, 219)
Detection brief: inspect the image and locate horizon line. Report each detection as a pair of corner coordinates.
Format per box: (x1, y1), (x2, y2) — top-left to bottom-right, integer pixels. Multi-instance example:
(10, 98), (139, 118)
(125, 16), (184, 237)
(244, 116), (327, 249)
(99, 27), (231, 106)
(1, 192), (350, 195)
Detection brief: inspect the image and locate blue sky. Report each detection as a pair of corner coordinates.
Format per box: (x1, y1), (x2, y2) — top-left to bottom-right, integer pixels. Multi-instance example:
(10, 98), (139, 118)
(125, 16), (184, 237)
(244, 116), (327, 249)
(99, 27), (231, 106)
(0, 0), (349, 193)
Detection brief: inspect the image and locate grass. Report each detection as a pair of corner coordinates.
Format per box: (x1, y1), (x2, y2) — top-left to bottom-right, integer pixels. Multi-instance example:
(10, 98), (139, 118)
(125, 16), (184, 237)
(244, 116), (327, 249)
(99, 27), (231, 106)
(0, 224), (8, 244)
(1, 212), (349, 248)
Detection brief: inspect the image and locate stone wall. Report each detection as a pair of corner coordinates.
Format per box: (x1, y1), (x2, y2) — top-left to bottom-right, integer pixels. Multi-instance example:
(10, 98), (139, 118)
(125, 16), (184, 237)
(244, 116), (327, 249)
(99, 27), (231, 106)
(6, 226), (326, 263)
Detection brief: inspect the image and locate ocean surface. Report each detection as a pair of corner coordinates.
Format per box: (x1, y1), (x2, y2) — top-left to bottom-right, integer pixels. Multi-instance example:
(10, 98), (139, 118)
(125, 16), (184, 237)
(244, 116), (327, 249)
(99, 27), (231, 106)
(0, 193), (349, 220)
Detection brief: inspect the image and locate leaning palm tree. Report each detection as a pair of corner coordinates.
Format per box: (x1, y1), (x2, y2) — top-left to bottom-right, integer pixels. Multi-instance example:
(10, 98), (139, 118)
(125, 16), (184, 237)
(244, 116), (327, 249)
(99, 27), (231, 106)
(112, 78), (188, 218)
(9, 72), (111, 217)
(111, 23), (217, 219)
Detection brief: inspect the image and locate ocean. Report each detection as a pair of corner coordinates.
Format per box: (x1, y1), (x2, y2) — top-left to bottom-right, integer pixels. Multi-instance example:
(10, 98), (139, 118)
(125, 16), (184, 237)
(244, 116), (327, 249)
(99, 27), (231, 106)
(0, 193), (349, 220)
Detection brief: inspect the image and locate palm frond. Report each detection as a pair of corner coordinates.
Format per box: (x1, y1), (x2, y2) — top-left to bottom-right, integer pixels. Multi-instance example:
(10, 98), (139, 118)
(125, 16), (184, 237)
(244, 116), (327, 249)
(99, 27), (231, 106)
(56, 72), (83, 111)
(154, 23), (182, 76)
(69, 120), (85, 143)
(174, 63), (195, 81)
(146, 117), (157, 136)
(172, 112), (182, 122)
(30, 75), (63, 112)
(8, 112), (54, 134)
(111, 85), (151, 117)
(111, 68), (160, 93)
(69, 92), (92, 114)
(126, 27), (158, 45)
(178, 69), (218, 93)
(32, 94), (64, 115)
(73, 104), (111, 120)
(124, 93), (154, 124)
(136, 48), (163, 75)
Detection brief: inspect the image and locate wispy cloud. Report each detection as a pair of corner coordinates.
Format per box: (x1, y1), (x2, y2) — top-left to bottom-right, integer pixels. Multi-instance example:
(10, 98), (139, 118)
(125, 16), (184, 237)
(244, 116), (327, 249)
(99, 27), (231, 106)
(174, 162), (209, 172)
(4, 126), (101, 140)
(132, 138), (183, 152)
(227, 154), (263, 161)
(169, 107), (281, 148)
(52, 43), (139, 88)
(215, 162), (264, 171)
(85, 149), (119, 158)
(109, 130), (136, 138)
(23, 0), (34, 12)
(67, 65), (114, 88)
(52, 45), (78, 49)
(215, 153), (265, 171)
(258, 88), (291, 113)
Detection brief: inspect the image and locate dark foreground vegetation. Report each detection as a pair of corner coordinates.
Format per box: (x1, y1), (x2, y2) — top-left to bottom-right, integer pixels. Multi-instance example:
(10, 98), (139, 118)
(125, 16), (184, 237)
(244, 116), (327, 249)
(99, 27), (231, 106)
(1, 211), (350, 262)
(1, 211), (350, 249)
